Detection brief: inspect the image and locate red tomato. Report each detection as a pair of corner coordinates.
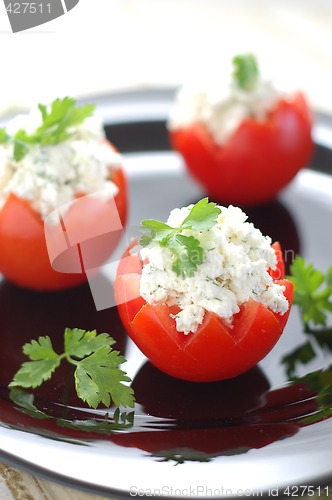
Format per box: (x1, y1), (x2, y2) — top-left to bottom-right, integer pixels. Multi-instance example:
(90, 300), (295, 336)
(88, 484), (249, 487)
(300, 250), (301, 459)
(114, 240), (294, 382)
(170, 92), (313, 206)
(0, 142), (127, 291)
(268, 241), (285, 280)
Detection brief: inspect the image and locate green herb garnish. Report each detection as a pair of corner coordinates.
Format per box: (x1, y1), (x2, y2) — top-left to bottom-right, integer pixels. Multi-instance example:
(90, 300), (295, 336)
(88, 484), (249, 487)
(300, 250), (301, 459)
(288, 256), (332, 327)
(140, 198), (221, 278)
(232, 53), (259, 91)
(280, 257), (332, 377)
(281, 341), (316, 378)
(0, 97), (94, 161)
(9, 328), (135, 409)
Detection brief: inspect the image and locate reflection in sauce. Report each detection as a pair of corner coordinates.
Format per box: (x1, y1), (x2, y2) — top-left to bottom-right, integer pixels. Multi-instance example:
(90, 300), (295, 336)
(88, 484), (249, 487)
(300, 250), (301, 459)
(110, 362), (322, 463)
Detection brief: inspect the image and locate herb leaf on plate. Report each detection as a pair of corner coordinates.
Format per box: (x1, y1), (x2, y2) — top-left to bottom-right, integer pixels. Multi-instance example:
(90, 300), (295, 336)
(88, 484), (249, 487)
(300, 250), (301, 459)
(282, 257), (332, 377)
(75, 346), (133, 409)
(64, 328), (114, 359)
(9, 328), (135, 409)
(9, 336), (60, 388)
(288, 256), (332, 326)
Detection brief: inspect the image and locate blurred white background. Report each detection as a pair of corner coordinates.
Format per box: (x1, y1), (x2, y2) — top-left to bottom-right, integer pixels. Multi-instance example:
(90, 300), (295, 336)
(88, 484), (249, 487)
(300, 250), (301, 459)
(0, 0), (331, 113)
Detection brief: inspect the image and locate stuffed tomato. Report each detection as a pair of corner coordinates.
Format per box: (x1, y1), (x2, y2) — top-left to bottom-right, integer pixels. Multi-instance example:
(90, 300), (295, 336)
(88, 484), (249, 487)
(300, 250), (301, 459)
(115, 198), (294, 382)
(168, 54), (313, 206)
(0, 98), (127, 291)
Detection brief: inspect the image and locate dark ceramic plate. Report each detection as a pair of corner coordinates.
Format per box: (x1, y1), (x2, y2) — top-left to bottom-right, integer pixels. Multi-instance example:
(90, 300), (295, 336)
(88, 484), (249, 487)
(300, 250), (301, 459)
(0, 89), (332, 499)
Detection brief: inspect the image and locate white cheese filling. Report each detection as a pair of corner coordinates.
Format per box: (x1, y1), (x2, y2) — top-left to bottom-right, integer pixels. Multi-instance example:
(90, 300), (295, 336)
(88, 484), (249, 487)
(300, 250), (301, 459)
(140, 204), (288, 334)
(0, 109), (121, 220)
(168, 79), (280, 145)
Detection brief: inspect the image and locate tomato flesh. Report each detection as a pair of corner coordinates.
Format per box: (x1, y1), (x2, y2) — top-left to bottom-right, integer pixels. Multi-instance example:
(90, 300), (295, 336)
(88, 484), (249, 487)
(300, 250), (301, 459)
(115, 242), (294, 382)
(170, 93), (313, 206)
(0, 142), (127, 291)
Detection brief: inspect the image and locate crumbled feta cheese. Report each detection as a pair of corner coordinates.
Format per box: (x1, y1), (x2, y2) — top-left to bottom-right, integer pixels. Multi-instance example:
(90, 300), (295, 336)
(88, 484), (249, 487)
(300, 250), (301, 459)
(140, 204), (288, 334)
(168, 79), (280, 145)
(0, 111), (121, 220)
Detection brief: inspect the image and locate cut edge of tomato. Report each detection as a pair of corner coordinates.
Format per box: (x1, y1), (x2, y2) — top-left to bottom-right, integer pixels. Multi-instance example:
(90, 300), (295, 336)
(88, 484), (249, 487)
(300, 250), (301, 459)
(114, 273), (145, 323)
(268, 241), (285, 280)
(116, 273), (293, 344)
(181, 311), (236, 348)
(273, 279), (294, 331)
(132, 301), (196, 354)
(230, 299), (261, 343)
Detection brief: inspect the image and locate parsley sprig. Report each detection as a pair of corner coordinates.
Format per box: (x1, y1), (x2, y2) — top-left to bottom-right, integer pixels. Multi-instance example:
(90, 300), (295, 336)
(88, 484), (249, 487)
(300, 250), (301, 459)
(232, 53), (259, 92)
(282, 257), (332, 377)
(288, 256), (332, 327)
(9, 328), (135, 409)
(0, 97), (94, 161)
(140, 198), (221, 278)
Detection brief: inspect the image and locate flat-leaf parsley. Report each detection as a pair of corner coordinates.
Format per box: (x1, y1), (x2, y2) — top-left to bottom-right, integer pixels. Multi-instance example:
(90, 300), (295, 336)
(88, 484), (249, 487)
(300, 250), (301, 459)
(288, 256), (332, 326)
(140, 198), (221, 278)
(0, 97), (94, 161)
(232, 53), (259, 92)
(9, 328), (135, 409)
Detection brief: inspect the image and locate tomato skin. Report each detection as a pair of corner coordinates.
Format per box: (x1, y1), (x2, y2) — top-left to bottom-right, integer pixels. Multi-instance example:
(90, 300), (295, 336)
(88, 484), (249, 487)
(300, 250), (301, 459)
(0, 143), (127, 291)
(170, 93), (313, 206)
(115, 242), (294, 382)
(269, 241), (285, 280)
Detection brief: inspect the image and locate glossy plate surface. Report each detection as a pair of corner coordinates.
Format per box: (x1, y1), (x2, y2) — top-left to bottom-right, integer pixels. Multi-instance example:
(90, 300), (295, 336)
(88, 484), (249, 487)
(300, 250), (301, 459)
(1, 90), (332, 498)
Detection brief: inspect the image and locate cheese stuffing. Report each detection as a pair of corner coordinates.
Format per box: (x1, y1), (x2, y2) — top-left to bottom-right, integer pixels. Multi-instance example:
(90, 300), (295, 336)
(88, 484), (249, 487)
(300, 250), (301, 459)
(140, 204), (288, 334)
(168, 79), (280, 145)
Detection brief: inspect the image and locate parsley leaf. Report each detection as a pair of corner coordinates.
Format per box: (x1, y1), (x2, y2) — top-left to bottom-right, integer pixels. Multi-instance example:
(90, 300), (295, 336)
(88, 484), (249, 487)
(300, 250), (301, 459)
(23, 335), (58, 360)
(140, 198), (221, 278)
(232, 53), (259, 91)
(0, 127), (10, 143)
(64, 327), (113, 359)
(281, 257), (332, 379)
(140, 220), (174, 246)
(0, 97), (95, 161)
(288, 256), (332, 326)
(13, 139), (29, 162)
(326, 266), (332, 287)
(181, 197), (222, 231)
(9, 358), (61, 389)
(281, 341), (316, 378)
(9, 336), (60, 388)
(170, 234), (204, 278)
(9, 328), (134, 409)
(75, 346), (133, 409)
